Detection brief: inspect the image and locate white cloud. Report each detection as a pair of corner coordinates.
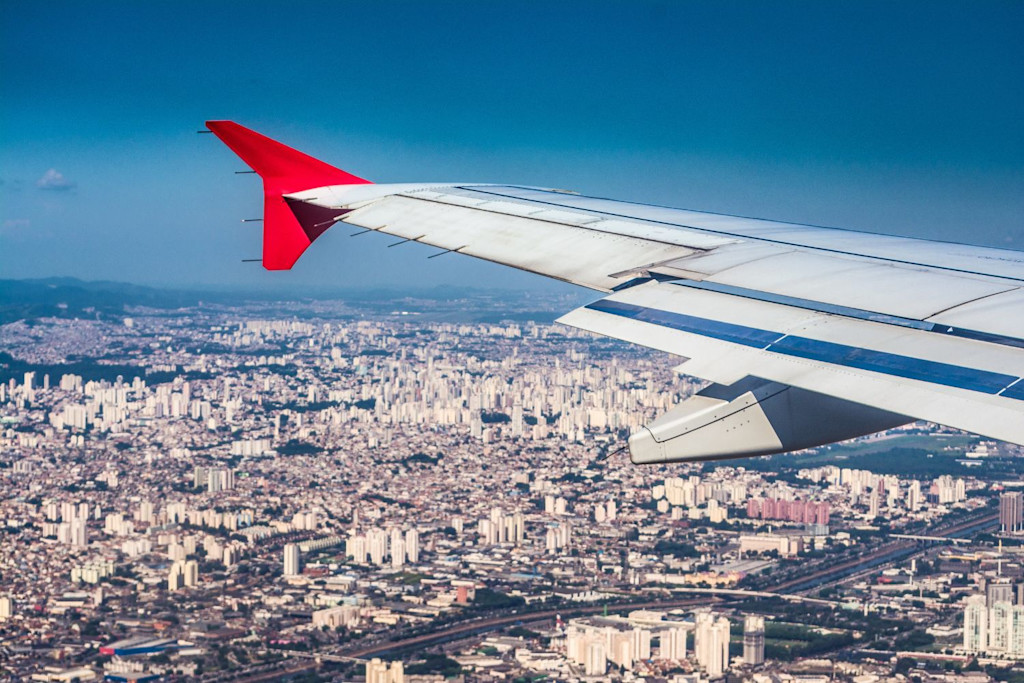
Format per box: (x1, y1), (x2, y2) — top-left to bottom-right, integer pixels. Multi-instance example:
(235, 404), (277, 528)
(1, 218), (31, 233)
(36, 168), (76, 191)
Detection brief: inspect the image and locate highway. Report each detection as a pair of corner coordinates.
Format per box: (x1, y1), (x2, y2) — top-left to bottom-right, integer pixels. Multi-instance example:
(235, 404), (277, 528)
(316, 597), (714, 661)
(284, 509), (997, 668)
(768, 510), (997, 594)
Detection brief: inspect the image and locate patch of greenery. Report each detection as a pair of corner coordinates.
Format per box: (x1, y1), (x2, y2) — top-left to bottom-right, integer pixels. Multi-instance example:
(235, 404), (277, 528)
(397, 572), (424, 585)
(276, 440), (322, 456)
(473, 588), (525, 610)
(405, 654), (461, 677)
(403, 452), (441, 466)
(653, 539), (700, 558)
(507, 626), (540, 639)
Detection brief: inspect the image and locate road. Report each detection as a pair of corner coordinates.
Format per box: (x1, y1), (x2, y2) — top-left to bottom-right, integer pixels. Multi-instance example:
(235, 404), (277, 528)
(313, 597), (713, 661)
(768, 510), (997, 594)
(286, 509), (997, 667)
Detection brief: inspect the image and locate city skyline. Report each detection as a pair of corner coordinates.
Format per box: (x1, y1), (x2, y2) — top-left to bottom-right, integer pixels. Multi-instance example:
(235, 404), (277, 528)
(2, 292), (1023, 680)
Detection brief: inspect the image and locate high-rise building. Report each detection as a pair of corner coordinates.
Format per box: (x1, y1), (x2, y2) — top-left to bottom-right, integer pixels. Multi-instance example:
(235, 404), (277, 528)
(606, 630), (635, 669)
(368, 529), (388, 565)
(566, 626), (608, 675)
(70, 517), (88, 547)
(168, 561), (184, 591)
(907, 481), (922, 512)
(743, 615), (765, 665)
(632, 627), (652, 661)
(405, 529), (419, 564)
(184, 560), (199, 587)
(1011, 605), (1024, 655)
(284, 543), (301, 576)
(695, 611), (730, 677)
(390, 528), (405, 568)
(963, 594), (1024, 656)
(511, 401), (524, 437)
(512, 511), (525, 545)
(365, 658), (405, 683)
(1002, 492), (1024, 533)
(584, 641), (607, 676)
(988, 580), (1016, 607)
(660, 627), (687, 660)
(365, 659), (387, 683)
(964, 595), (991, 653)
(193, 466), (207, 489)
(0, 597), (12, 620)
(991, 601), (1013, 652)
(347, 534), (367, 563)
(208, 468), (221, 493)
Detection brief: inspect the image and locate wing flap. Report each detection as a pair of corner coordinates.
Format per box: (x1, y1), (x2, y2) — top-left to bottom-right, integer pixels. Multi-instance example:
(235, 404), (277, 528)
(702, 251), (1015, 320)
(474, 185), (1024, 282)
(929, 288), (1024, 339)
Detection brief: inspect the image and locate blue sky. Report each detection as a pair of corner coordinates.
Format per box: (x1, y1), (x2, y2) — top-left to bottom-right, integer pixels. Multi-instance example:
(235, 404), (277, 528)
(2, 1), (1022, 291)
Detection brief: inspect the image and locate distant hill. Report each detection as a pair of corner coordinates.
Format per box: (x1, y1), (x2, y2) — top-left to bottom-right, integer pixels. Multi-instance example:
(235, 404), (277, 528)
(0, 278), (581, 325)
(0, 278), (227, 323)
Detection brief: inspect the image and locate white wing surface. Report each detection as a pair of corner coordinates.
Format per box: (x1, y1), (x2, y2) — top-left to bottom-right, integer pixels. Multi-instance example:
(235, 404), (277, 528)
(207, 120), (1024, 463)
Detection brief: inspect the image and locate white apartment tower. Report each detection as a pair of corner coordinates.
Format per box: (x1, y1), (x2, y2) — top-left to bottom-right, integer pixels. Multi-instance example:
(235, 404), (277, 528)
(405, 529), (420, 564)
(584, 641), (607, 676)
(0, 597), (12, 620)
(184, 560), (199, 588)
(660, 627), (687, 660)
(284, 543), (301, 576)
(695, 611), (731, 677)
(964, 595), (988, 652)
(368, 529), (388, 565)
(70, 517), (88, 547)
(907, 480), (922, 511)
(365, 658), (405, 683)
(168, 561), (184, 591)
(390, 528), (405, 568)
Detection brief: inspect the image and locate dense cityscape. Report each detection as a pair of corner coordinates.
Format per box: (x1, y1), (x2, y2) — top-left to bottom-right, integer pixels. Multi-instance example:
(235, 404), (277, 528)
(3, 288), (1024, 683)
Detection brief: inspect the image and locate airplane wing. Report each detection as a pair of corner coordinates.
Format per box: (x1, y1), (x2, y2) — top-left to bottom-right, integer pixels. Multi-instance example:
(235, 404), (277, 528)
(205, 120), (1024, 463)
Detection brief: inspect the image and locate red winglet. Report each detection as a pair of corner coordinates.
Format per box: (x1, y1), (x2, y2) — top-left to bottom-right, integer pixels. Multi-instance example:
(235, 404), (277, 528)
(206, 120), (372, 270)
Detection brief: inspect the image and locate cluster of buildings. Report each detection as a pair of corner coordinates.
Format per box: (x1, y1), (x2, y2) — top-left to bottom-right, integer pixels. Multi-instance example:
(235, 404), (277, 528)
(0, 296), (1013, 681)
(746, 498), (830, 525)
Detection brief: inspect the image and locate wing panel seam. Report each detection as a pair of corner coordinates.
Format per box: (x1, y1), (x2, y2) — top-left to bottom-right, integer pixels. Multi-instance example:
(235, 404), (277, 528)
(462, 186), (1024, 285)
(584, 299), (1022, 397)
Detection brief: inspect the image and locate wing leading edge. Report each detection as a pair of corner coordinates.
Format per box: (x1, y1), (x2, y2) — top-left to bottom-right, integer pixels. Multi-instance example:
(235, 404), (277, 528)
(205, 121), (1024, 462)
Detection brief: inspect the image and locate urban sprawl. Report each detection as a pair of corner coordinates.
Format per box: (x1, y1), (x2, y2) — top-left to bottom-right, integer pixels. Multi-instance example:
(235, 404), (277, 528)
(3, 293), (1024, 683)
